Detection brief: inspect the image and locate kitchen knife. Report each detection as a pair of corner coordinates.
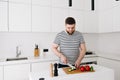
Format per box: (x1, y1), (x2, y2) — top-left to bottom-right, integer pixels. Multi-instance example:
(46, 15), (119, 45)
(67, 63), (76, 69)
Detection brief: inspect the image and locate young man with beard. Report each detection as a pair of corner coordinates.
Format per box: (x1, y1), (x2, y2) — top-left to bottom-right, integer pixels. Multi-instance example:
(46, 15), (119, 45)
(52, 17), (86, 68)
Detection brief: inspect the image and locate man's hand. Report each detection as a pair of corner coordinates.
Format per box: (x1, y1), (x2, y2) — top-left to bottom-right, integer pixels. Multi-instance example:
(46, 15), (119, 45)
(60, 55), (68, 64)
(75, 59), (81, 68)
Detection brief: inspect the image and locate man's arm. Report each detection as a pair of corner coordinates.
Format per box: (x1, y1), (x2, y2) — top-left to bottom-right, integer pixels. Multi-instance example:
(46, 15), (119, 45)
(51, 43), (68, 64)
(75, 43), (86, 67)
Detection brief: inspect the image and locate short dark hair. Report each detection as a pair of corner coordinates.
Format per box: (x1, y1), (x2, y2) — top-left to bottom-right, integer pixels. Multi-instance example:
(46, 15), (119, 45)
(65, 17), (76, 24)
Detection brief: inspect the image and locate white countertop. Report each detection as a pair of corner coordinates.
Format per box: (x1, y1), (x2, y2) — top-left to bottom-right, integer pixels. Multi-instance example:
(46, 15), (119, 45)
(0, 53), (97, 66)
(97, 52), (120, 61)
(29, 64), (114, 80)
(0, 53), (59, 66)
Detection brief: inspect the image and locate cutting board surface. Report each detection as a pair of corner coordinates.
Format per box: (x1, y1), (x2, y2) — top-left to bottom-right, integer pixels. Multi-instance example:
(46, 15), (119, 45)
(63, 67), (95, 74)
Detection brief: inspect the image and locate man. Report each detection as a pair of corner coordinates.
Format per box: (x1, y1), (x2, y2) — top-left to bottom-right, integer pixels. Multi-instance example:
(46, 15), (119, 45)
(52, 17), (86, 68)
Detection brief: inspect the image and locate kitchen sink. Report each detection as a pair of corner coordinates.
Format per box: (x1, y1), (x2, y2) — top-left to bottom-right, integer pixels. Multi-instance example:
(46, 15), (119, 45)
(6, 57), (28, 61)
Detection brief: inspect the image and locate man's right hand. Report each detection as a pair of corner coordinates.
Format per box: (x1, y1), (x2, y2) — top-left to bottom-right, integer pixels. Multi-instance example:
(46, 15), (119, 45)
(60, 55), (68, 64)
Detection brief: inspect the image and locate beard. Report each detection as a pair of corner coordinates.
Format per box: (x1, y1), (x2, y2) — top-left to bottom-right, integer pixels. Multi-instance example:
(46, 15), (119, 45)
(66, 30), (75, 35)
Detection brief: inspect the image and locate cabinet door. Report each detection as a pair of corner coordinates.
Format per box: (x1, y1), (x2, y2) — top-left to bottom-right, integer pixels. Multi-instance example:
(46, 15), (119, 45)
(9, 0), (31, 32)
(113, 4), (120, 32)
(83, 11), (98, 33)
(4, 64), (30, 80)
(0, 66), (3, 80)
(32, 61), (56, 72)
(52, 7), (69, 32)
(32, 0), (51, 6)
(70, 0), (83, 10)
(52, 0), (68, 8)
(97, 57), (120, 80)
(32, 6), (51, 32)
(97, 0), (115, 11)
(0, 0), (8, 2)
(69, 9), (84, 32)
(98, 10), (113, 33)
(0, 2), (8, 31)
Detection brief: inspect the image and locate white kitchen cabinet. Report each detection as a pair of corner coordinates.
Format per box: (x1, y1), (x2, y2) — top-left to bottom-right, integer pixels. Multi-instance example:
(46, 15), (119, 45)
(69, 0), (83, 10)
(97, 0), (120, 33)
(69, 9), (84, 32)
(52, 0), (68, 8)
(32, 0), (51, 6)
(9, 0), (31, 32)
(32, 0), (51, 32)
(69, 0), (91, 11)
(97, 57), (120, 80)
(4, 63), (30, 80)
(98, 10), (114, 33)
(0, 1), (8, 31)
(113, 3), (120, 32)
(97, 0), (115, 11)
(31, 61), (56, 72)
(51, 7), (69, 32)
(83, 11), (98, 33)
(32, 6), (51, 32)
(51, 0), (69, 32)
(0, 66), (3, 80)
(0, 0), (8, 2)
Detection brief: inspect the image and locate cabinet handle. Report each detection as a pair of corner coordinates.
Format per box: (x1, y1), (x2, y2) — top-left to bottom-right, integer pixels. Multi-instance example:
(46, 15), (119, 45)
(91, 0), (95, 10)
(69, 0), (72, 7)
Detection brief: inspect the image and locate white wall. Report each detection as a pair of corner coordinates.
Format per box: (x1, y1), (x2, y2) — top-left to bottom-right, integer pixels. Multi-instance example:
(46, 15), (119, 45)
(0, 32), (99, 58)
(97, 32), (120, 55)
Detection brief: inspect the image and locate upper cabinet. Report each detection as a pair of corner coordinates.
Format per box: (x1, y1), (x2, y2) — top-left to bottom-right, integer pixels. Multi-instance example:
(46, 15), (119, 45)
(69, 0), (98, 33)
(0, 1), (8, 31)
(0, 0), (8, 2)
(51, 0), (69, 32)
(97, 0), (120, 33)
(52, 0), (69, 8)
(97, 0), (115, 11)
(69, 0), (91, 11)
(69, 9), (84, 32)
(51, 0), (97, 33)
(113, 2), (120, 32)
(32, 0), (51, 32)
(98, 10), (114, 33)
(9, 0), (31, 32)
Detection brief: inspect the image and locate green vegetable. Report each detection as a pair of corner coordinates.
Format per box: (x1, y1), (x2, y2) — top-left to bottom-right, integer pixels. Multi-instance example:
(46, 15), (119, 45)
(90, 66), (94, 71)
(68, 68), (76, 72)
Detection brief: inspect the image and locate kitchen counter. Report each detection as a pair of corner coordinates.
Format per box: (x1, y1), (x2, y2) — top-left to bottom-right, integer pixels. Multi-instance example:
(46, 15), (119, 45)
(29, 64), (114, 80)
(0, 53), (97, 66)
(0, 53), (59, 66)
(97, 52), (120, 61)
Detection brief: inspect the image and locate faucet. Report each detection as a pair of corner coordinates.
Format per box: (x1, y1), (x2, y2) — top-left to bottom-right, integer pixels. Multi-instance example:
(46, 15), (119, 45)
(16, 46), (21, 57)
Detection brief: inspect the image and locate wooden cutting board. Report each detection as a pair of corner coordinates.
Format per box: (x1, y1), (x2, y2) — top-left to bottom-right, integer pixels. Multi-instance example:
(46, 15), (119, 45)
(63, 67), (95, 74)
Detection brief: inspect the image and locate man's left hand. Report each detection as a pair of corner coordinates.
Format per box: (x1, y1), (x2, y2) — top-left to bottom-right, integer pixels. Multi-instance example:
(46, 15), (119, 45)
(75, 60), (81, 68)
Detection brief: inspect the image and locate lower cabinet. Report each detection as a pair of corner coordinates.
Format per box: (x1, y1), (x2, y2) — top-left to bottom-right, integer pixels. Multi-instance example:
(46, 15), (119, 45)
(97, 57), (120, 80)
(0, 66), (3, 80)
(4, 63), (30, 80)
(31, 61), (56, 72)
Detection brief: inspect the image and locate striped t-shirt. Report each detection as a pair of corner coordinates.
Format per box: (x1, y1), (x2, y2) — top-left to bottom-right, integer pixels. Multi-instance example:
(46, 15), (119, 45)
(53, 30), (85, 65)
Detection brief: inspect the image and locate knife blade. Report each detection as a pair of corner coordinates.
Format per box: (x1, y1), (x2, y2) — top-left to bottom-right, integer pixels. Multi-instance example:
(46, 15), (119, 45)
(67, 63), (76, 69)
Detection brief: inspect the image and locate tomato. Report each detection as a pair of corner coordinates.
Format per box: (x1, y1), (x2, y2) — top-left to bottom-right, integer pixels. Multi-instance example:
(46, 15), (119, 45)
(85, 65), (90, 71)
(79, 66), (85, 72)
